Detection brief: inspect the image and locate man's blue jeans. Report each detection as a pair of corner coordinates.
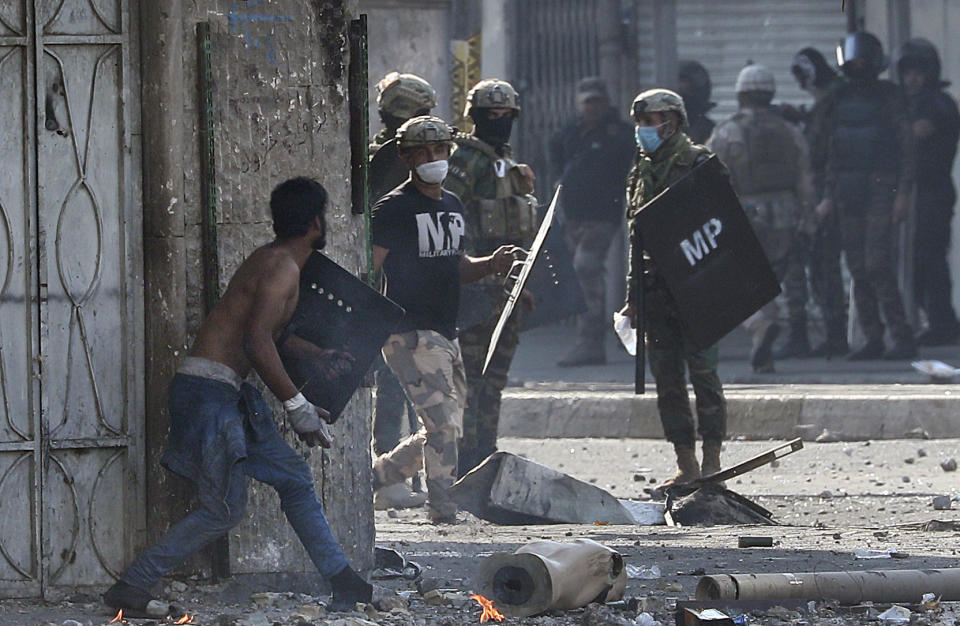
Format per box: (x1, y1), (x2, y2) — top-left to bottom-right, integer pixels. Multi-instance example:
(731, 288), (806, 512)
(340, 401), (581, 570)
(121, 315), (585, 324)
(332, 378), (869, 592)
(121, 373), (348, 590)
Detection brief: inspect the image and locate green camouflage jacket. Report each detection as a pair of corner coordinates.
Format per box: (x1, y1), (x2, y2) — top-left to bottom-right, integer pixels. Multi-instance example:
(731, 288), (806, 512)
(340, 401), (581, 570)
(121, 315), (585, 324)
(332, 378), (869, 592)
(444, 134), (538, 256)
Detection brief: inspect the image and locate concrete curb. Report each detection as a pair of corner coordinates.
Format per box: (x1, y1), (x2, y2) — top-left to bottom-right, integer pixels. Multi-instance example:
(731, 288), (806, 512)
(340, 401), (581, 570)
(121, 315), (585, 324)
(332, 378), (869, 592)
(500, 385), (960, 440)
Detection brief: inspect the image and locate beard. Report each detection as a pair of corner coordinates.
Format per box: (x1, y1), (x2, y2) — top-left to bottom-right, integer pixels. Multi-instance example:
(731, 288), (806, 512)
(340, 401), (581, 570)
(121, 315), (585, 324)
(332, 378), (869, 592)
(312, 231), (327, 251)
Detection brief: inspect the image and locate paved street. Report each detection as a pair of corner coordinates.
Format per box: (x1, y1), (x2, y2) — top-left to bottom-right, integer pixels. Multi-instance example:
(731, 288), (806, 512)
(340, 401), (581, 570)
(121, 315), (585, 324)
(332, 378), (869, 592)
(8, 438), (959, 625)
(511, 321), (960, 385)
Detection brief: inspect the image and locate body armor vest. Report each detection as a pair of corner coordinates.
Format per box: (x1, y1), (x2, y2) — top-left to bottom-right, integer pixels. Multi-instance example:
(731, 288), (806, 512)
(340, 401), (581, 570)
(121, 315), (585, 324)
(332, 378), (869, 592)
(454, 135), (538, 244)
(831, 87), (900, 173)
(729, 110), (799, 195)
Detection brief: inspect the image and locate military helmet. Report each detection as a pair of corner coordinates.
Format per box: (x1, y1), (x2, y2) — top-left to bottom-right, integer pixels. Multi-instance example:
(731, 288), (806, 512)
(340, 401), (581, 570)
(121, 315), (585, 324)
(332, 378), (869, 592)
(464, 79), (521, 117)
(735, 64), (776, 94)
(376, 72), (438, 120)
(836, 31), (888, 77)
(897, 38), (944, 86)
(631, 88), (688, 128)
(395, 115), (454, 150)
(678, 60), (712, 105)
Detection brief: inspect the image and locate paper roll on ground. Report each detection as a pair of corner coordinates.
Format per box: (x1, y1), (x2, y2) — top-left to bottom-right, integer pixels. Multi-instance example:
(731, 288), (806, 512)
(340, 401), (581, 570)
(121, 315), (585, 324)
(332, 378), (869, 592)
(474, 539), (626, 617)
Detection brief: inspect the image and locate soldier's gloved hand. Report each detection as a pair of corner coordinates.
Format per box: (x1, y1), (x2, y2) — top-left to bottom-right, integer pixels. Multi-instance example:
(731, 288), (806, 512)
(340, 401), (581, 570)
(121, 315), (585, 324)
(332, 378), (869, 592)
(283, 392), (333, 448)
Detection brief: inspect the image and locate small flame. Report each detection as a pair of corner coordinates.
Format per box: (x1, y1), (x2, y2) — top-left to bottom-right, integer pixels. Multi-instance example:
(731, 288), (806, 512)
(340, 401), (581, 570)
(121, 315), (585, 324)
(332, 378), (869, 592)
(108, 609), (124, 624)
(173, 615), (193, 625)
(470, 594), (505, 623)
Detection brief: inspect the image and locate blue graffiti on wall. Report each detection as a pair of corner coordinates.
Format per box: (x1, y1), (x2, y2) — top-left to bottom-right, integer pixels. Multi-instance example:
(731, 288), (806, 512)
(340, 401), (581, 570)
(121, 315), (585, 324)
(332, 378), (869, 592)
(228, 1), (293, 64)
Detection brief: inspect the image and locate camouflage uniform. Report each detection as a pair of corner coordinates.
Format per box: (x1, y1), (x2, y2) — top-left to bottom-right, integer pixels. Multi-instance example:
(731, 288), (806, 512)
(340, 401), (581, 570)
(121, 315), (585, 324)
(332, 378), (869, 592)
(708, 104), (815, 367)
(369, 73), (437, 456)
(627, 131), (727, 447)
(445, 124), (537, 477)
(372, 330), (466, 520)
(369, 129), (416, 455)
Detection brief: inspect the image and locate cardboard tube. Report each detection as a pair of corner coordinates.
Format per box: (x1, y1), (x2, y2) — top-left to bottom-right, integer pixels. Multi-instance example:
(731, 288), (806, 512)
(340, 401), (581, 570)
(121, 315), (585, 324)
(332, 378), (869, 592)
(475, 539), (627, 617)
(697, 568), (960, 605)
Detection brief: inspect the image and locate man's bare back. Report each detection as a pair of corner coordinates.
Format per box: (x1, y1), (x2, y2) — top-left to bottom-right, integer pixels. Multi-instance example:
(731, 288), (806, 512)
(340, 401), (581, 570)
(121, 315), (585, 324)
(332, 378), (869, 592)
(191, 241), (304, 401)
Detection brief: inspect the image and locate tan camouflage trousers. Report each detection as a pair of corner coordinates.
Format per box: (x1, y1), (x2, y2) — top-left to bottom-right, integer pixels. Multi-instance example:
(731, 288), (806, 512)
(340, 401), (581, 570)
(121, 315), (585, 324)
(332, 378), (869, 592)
(373, 330), (466, 518)
(564, 220), (619, 346)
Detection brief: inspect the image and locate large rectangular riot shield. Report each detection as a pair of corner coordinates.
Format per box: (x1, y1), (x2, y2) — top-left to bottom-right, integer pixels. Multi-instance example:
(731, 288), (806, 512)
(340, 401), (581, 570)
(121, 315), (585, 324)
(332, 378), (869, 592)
(633, 155), (780, 350)
(281, 252), (405, 422)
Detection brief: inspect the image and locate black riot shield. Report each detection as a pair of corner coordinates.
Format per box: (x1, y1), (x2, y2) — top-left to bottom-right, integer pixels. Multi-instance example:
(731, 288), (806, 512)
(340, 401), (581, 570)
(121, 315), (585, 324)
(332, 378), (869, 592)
(519, 211), (587, 331)
(633, 155), (780, 351)
(281, 252), (405, 422)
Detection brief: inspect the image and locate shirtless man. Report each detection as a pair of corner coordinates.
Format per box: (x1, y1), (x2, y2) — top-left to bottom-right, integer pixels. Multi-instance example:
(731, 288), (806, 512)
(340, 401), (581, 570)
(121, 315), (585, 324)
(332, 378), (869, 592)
(103, 177), (370, 617)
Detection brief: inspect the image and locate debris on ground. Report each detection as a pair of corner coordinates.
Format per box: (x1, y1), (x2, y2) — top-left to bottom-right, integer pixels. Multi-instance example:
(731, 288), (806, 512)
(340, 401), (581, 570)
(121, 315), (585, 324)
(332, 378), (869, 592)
(474, 538), (626, 617)
(670, 487), (776, 526)
(697, 568), (960, 604)
(450, 452), (663, 525)
(626, 564), (662, 580)
(941, 457), (958, 472)
(932, 495), (952, 510)
(876, 604), (912, 622)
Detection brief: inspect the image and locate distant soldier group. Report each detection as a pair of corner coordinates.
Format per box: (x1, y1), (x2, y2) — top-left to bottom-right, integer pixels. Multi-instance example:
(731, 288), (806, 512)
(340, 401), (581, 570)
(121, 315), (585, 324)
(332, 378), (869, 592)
(366, 31), (960, 506)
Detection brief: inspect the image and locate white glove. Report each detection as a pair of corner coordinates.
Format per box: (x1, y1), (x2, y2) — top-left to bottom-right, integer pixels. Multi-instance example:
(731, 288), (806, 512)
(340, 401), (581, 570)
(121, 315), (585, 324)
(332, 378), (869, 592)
(284, 393), (333, 448)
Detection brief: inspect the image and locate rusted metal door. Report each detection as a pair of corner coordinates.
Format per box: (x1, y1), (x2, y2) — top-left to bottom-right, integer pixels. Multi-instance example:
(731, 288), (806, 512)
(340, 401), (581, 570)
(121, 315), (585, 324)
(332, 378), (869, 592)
(0, 0), (142, 598)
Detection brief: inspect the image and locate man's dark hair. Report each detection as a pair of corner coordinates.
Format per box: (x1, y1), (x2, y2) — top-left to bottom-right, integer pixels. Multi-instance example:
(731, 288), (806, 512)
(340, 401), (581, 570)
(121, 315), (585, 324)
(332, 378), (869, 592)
(270, 177), (328, 239)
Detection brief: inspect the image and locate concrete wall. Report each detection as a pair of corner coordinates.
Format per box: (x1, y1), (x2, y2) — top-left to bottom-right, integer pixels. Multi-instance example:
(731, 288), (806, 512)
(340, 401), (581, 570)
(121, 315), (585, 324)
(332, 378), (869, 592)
(360, 0), (452, 130)
(141, 0), (373, 578)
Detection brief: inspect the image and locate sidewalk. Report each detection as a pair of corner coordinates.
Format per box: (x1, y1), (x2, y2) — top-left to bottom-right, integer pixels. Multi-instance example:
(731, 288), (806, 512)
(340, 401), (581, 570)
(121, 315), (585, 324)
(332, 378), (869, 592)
(501, 323), (960, 439)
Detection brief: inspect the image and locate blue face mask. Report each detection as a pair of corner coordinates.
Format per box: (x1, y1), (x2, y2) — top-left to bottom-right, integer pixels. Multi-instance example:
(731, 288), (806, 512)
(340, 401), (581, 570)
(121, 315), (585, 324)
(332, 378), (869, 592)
(635, 124), (666, 153)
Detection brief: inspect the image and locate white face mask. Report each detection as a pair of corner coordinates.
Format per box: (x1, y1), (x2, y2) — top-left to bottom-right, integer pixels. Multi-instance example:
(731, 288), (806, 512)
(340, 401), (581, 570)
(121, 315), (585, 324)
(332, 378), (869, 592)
(415, 159), (449, 184)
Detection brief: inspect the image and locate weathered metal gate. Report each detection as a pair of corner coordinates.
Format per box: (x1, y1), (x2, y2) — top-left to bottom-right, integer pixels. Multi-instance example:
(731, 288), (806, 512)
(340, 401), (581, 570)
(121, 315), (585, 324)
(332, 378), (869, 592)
(511, 0), (600, 195)
(0, 0), (142, 598)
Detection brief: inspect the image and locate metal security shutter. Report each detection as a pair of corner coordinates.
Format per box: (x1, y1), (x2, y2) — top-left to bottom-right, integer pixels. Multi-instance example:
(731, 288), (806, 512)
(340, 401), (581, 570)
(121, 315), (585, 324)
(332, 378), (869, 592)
(512, 0), (600, 194)
(677, 0), (847, 123)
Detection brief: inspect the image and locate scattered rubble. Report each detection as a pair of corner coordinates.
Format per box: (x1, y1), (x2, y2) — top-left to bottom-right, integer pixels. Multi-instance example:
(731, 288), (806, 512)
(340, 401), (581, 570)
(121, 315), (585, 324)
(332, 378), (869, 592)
(941, 457), (958, 472)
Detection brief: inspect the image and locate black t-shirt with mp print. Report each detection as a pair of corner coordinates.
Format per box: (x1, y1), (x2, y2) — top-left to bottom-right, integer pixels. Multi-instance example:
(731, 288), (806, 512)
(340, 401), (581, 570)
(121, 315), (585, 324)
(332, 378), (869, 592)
(372, 181), (465, 339)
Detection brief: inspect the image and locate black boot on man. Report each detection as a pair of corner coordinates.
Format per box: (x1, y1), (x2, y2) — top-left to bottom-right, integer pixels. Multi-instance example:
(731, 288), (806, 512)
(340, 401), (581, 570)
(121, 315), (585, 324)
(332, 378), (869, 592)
(847, 337), (885, 361)
(773, 325), (811, 359)
(329, 565), (373, 612)
(103, 580), (175, 619)
(883, 336), (918, 360)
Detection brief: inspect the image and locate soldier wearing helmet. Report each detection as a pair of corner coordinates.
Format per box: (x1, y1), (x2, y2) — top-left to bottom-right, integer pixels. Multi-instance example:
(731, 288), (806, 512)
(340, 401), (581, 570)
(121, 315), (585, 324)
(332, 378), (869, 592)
(617, 87), (728, 490)
(369, 115), (518, 524)
(370, 72), (438, 202)
(810, 31), (918, 360)
(708, 64), (816, 373)
(444, 78), (538, 478)
(897, 38), (960, 346)
(368, 73), (438, 507)
(678, 60), (717, 143)
(778, 48), (849, 360)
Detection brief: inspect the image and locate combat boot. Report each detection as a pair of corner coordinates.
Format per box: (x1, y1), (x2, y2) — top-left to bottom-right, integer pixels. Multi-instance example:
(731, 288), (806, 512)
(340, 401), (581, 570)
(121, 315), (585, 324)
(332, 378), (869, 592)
(883, 337), (918, 360)
(701, 440), (723, 477)
(847, 337), (885, 361)
(809, 322), (849, 358)
(373, 482), (427, 510)
(750, 320), (780, 373)
(773, 327), (810, 359)
(658, 444), (701, 490)
(557, 339), (606, 367)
